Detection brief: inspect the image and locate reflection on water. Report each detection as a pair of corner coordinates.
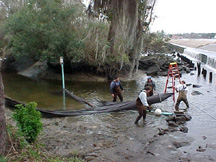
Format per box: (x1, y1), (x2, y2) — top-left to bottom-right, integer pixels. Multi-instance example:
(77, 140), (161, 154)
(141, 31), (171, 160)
(3, 67), (216, 112)
(3, 70), (143, 110)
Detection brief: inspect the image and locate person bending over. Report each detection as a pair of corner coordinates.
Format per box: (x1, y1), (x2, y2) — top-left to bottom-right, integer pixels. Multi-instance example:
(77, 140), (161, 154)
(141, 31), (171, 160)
(175, 80), (189, 111)
(134, 86), (151, 124)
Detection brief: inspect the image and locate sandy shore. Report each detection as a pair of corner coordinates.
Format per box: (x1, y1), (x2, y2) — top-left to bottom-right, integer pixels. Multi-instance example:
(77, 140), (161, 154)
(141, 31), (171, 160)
(169, 39), (216, 52)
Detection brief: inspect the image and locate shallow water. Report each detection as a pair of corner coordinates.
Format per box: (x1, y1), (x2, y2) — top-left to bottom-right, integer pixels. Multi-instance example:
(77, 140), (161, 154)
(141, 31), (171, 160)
(3, 62), (216, 160)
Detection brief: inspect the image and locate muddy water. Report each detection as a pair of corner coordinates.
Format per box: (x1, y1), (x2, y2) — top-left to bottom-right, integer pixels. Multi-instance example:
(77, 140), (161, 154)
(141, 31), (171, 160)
(3, 70), (140, 110)
(3, 65), (216, 161)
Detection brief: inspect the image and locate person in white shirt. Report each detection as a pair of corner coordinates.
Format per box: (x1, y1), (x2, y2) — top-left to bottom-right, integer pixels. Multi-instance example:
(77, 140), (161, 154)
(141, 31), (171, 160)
(134, 86), (151, 125)
(175, 80), (189, 111)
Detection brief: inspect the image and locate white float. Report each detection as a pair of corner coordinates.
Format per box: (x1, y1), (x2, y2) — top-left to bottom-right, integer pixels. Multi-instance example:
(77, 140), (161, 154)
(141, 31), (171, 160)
(155, 108), (162, 116)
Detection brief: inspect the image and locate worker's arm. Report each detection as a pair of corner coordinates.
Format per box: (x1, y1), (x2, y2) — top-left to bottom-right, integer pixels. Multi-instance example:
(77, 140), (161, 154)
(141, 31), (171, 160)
(139, 92), (149, 107)
(110, 82), (115, 94)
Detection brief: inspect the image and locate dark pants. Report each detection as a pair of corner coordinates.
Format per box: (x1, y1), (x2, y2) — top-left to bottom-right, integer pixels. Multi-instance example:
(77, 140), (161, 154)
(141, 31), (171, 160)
(134, 104), (147, 124)
(175, 97), (189, 111)
(113, 92), (123, 102)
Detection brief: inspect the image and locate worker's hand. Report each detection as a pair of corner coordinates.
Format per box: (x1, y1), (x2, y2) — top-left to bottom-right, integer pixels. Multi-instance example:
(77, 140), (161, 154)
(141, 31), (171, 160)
(147, 106), (151, 112)
(112, 94), (114, 98)
(122, 90), (124, 93)
(154, 91), (157, 94)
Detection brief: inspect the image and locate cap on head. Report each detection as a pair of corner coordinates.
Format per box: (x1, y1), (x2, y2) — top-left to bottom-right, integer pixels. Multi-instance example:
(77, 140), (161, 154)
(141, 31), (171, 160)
(147, 76), (151, 79)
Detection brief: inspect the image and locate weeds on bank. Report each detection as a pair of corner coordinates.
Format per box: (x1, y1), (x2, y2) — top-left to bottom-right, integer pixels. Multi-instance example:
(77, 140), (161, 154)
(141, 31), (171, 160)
(13, 102), (43, 143)
(4, 127), (84, 161)
(3, 102), (85, 162)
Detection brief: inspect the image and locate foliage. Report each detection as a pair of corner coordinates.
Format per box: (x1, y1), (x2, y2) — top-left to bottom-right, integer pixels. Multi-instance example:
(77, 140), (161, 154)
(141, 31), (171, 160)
(0, 156), (7, 162)
(2, 0), (126, 77)
(143, 31), (170, 54)
(13, 102), (42, 143)
(1, 0), (169, 78)
(81, 21), (129, 75)
(4, 0), (85, 64)
(4, 123), (85, 162)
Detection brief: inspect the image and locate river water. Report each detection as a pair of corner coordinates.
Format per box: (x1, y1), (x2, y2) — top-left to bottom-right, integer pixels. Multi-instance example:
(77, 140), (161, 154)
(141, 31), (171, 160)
(3, 58), (216, 160)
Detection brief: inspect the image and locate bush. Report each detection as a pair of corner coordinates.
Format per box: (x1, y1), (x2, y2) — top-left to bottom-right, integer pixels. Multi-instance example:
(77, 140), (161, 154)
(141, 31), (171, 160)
(4, 0), (85, 64)
(13, 102), (42, 143)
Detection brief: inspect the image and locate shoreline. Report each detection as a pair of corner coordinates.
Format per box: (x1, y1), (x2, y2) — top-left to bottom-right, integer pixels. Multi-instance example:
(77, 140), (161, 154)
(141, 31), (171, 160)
(169, 38), (216, 52)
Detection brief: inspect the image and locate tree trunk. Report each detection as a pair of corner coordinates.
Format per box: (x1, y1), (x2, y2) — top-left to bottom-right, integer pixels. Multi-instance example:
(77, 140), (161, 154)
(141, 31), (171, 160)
(128, 18), (143, 77)
(107, 19), (116, 55)
(135, 30), (144, 72)
(0, 70), (6, 155)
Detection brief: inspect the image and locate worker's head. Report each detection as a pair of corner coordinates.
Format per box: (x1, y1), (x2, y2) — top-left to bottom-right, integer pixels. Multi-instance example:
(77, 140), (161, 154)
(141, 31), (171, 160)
(144, 86), (151, 93)
(181, 80), (186, 84)
(114, 76), (119, 82)
(147, 76), (151, 81)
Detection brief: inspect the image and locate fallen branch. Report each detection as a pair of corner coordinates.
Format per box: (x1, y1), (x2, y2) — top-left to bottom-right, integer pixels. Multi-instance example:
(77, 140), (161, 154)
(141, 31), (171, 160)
(65, 89), (95, 108)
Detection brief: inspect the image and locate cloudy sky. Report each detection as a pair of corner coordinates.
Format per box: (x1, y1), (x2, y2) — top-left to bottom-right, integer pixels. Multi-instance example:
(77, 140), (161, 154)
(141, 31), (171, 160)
(150, 0), (216, 34)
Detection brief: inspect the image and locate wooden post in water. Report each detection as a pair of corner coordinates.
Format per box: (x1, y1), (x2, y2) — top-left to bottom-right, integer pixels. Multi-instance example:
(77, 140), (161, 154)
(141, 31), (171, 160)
(202, 68), (207, 79)
(197, 62), (201, 76)
(209, 72), (213, 83)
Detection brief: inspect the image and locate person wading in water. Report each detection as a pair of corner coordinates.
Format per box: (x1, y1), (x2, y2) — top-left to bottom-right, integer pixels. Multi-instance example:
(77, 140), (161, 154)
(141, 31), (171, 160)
(134, 86), (151, 125)
(144, 76), (156, 97)
(110, 76), (124, 102)
(175, 80), (189, 111)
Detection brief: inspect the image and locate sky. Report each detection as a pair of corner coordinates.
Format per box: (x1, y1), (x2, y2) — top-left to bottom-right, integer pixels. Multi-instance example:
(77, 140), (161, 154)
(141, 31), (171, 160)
(82, 0), (216, 34)
(150, 0), (216, 34)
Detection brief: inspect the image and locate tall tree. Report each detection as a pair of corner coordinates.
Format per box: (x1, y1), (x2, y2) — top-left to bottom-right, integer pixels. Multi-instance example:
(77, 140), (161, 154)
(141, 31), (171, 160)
(89, 0), (156, 77)
(130, 0), (156, 76)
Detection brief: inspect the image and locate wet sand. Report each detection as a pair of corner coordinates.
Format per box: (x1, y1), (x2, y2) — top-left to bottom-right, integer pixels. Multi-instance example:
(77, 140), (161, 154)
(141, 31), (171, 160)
(38, 114), (194, 162)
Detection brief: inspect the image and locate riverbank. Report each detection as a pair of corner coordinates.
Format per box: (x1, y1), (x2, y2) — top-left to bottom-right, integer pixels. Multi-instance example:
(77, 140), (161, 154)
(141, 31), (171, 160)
(12, 61), (146, 82)
(5, 53), (177, 82)
(5, 106), (194, 162)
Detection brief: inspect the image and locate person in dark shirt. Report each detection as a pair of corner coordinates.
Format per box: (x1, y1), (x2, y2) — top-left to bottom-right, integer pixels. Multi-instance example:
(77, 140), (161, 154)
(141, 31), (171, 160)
(144, 76), (156, 97)
(110, 76), (124, 102)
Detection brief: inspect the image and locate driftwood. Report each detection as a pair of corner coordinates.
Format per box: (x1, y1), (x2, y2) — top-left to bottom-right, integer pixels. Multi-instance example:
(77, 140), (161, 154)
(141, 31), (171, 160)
(64, 89), (95, 108)
(5, 91), (173, 117)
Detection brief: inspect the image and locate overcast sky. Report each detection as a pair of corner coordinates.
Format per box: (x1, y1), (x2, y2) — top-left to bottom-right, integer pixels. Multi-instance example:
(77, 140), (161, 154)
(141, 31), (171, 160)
(150, 0), (216, 34)
(82, 0), (216, 34)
